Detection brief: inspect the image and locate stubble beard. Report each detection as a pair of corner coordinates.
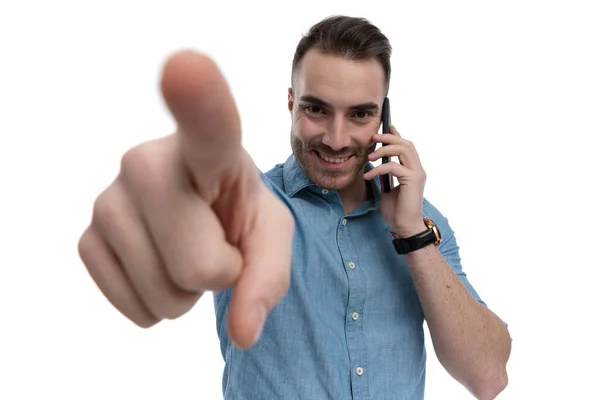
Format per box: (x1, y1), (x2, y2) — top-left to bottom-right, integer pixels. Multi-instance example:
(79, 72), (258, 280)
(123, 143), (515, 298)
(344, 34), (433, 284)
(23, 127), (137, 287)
(290, 131), (373, 191)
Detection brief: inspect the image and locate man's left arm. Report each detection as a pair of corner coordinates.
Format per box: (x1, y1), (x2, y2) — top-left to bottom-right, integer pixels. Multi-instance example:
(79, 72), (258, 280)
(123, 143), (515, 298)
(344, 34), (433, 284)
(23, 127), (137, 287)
(404, 216), (511, 400)
(365, 126), (512, 400)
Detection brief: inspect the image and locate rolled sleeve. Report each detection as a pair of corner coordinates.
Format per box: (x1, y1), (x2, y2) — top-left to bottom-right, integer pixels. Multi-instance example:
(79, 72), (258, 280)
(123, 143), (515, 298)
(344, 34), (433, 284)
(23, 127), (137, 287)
(423, 199), (486, 306)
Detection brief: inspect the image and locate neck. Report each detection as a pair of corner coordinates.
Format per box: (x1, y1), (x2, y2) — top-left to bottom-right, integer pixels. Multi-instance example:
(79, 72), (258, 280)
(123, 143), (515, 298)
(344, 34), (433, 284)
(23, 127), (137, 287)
(338, 177), (372, 214)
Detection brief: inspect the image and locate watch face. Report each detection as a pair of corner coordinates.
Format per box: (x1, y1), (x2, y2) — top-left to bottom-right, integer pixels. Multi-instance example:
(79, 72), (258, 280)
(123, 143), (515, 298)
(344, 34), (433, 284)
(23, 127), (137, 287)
(424, 217), (442, 245)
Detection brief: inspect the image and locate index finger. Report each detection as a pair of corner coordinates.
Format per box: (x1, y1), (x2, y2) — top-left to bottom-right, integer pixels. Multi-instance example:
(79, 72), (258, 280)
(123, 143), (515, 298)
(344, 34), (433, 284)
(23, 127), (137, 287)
(160, 50), (243, 195)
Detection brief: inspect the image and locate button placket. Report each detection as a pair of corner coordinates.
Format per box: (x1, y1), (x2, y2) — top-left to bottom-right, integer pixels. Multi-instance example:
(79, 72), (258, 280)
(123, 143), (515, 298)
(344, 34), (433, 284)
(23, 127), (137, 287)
(337, 214), (368, 397)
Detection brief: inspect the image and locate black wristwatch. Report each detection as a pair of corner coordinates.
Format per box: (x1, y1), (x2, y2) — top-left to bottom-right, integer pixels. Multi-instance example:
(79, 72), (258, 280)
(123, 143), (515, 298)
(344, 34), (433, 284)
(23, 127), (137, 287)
(392, 217), (442, 255)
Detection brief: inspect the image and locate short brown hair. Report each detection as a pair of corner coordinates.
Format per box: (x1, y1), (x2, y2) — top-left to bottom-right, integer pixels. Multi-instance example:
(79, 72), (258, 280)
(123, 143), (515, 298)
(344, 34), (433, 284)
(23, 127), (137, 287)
(291, 15), (392, 93)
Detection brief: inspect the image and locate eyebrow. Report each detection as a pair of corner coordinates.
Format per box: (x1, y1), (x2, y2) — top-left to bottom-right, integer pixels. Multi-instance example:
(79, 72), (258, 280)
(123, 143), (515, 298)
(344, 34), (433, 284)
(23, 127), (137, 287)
(298, 95), (379, 112)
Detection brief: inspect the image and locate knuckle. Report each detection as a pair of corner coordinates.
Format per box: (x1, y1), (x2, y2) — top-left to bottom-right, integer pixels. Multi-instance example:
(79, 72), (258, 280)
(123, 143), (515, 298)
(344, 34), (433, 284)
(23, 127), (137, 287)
(77, 227), (93, 264)
(131, 314), (160, 329)
(119, 140), (173, 197)
(92, 187), (120, 230)
(77, 227), (162, 329)
(119, 143), (164, 193)
(165, 238), (242, 292)
(147, 294), (198, 320)
(169, 259), (212, 290)
(162, 303), (195, 320)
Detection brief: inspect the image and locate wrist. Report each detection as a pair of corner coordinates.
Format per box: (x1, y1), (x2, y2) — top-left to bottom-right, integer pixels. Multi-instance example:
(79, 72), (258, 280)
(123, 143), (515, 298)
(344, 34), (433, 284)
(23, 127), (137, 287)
(390, 217), (442, 255)
(390, 222), (427, 239)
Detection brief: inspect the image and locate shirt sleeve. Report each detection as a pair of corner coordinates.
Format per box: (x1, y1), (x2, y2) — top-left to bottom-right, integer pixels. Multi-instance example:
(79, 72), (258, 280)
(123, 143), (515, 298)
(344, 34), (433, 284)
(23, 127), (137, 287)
(423, 198), (486, 306)
(423, 199), (508, 328)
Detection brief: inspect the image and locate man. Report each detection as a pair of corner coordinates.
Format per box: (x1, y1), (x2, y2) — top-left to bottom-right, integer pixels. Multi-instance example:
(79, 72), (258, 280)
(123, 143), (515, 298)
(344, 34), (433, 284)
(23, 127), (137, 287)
(78, 15), (511, 399)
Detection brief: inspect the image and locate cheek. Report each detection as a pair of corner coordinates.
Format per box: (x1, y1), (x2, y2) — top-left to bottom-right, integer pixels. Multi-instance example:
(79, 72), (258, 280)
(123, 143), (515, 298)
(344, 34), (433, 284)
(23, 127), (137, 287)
(354, 125), (378, 148)
(293, 115), (324, 141)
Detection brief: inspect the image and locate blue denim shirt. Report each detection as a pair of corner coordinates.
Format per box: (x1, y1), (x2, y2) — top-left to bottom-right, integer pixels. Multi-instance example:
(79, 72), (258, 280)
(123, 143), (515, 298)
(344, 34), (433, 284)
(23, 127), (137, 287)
(213, 154), (487, 399)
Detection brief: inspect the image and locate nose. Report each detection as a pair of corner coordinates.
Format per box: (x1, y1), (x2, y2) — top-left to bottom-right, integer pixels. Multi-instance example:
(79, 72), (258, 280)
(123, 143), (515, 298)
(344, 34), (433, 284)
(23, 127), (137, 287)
(322, 116), (351, 151)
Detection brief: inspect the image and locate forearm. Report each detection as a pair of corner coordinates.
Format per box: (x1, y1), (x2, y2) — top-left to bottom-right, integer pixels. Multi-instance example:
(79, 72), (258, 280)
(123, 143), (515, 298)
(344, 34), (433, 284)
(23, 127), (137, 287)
(405, 244), (511, 399)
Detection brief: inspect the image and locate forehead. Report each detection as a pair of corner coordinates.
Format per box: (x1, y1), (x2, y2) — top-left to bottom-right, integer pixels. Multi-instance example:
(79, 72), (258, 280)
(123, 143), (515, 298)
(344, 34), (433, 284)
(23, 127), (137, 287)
(294, 49), (386, 106)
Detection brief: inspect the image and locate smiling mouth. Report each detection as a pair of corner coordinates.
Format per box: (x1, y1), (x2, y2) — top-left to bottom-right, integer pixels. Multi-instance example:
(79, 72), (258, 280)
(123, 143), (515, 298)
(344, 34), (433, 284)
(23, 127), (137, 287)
(315, 151), (352, 164)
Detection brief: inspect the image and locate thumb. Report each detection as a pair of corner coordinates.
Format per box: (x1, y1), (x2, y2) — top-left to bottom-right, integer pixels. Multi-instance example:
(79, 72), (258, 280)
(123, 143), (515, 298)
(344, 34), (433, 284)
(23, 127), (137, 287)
(160, 50), (242, 194)
(227, 185), (295, 349)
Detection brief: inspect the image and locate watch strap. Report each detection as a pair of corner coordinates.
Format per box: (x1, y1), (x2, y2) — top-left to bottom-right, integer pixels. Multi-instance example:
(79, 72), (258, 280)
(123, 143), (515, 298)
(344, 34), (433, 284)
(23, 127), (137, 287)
(392, 218), (441, 255)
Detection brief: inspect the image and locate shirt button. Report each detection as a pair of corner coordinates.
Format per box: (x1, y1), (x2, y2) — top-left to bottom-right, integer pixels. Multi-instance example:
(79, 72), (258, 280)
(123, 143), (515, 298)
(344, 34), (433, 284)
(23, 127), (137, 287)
(356, 367), (364, 376)
(341, 218), (347, 225)
(348, 262), (355, 269)
(352, 312), (359, 320)
(322, 189), (329, 194)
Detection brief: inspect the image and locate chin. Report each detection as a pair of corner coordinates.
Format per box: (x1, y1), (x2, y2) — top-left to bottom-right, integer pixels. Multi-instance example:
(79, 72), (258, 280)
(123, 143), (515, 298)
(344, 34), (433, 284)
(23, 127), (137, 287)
(305, 160), (362, 191)
(312, 174), (353, 191)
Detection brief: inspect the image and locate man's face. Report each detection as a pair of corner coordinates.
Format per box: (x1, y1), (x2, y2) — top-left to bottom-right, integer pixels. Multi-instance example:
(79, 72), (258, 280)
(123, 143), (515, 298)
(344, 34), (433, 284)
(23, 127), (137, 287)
(289, 49), (386, 191)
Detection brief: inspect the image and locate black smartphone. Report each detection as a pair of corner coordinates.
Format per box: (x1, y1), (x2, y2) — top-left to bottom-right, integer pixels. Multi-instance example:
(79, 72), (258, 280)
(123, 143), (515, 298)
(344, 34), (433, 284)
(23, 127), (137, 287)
(380, 97), (393, 193)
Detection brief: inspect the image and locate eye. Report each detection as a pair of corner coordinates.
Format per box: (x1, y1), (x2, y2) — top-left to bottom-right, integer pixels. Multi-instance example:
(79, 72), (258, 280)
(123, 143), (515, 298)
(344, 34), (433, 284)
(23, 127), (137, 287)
(304, 105), (325, 115)
(353, 110), (373, 120)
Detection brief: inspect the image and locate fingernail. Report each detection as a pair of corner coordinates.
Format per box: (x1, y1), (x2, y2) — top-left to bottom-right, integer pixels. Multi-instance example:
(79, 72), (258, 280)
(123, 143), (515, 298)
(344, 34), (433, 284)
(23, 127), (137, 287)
(252, 304), (267, 345)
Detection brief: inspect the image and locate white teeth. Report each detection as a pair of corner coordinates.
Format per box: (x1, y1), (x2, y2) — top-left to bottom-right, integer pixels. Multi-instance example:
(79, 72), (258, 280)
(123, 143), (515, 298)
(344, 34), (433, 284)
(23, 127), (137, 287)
(317, 152), (350, 164)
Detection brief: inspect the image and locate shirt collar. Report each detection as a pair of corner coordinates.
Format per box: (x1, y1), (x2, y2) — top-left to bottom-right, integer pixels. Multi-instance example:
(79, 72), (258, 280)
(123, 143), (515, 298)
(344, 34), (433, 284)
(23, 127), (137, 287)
(282, 154), (382, 203)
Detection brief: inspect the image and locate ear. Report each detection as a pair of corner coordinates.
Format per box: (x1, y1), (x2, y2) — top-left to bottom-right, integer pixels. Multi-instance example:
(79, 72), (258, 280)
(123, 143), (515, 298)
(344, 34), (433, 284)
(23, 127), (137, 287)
(287, 88), (294, 112)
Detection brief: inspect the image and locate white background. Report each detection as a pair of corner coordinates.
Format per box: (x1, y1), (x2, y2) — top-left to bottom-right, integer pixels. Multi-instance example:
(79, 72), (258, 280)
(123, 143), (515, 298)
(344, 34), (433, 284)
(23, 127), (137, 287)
(1, 1), (599, 399)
